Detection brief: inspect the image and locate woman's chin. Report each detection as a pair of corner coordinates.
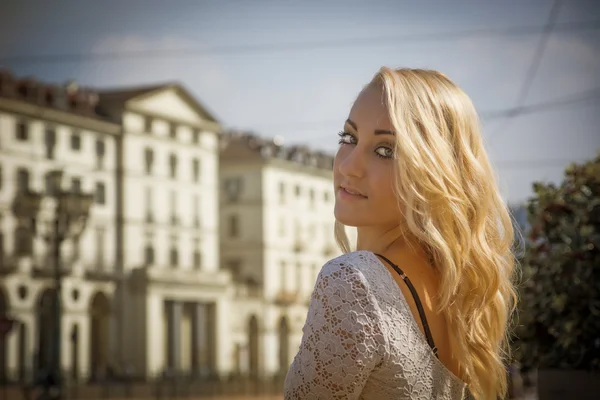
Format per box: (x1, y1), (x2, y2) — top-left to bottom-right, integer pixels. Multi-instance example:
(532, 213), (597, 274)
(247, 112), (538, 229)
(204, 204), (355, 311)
(334, 207), (362, 227)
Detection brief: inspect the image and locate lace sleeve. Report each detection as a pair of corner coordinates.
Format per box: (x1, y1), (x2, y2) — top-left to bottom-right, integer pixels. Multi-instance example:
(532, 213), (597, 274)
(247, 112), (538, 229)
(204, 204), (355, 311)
(284, 258), (385, 399)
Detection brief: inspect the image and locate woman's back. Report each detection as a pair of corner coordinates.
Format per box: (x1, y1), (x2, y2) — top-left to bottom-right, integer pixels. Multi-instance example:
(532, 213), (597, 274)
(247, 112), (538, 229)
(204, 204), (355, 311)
(374, 247), (463, 380)
(284, 251), (468, 399)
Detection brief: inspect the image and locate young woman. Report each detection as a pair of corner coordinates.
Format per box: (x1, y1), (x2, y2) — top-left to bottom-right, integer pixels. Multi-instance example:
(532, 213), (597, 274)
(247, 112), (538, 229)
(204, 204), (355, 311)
(284, 67), (517, 400)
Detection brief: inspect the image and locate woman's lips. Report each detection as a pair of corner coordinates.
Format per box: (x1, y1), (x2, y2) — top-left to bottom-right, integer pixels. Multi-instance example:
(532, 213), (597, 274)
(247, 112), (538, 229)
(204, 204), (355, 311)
(338, 186), (368, 199)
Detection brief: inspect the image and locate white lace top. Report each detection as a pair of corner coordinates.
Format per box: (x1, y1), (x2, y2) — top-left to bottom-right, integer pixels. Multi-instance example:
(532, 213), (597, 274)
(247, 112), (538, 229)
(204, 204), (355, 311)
(284, 251), (468, 400)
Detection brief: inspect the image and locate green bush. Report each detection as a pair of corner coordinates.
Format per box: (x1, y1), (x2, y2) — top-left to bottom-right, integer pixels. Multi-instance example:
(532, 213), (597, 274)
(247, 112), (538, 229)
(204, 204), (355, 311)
(513, 153), (600, 371)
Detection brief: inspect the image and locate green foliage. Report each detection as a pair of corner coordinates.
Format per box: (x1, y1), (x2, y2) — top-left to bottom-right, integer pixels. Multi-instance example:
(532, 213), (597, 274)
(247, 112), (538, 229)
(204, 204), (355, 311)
(513, 153), (600, 371)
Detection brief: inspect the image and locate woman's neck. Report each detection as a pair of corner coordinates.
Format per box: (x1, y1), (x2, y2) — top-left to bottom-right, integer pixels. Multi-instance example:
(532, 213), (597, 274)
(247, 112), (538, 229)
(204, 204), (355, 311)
(356, 224), (408, 254)
(356, 226), (427, 261)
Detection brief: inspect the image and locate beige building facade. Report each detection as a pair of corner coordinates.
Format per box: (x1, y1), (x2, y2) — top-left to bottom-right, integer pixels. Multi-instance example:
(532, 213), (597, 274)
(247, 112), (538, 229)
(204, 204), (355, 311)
(0, 70), (121, 382)
(97, 84), (231, 378)
(220, 132), (340, 379)
(0, 70), (340, 384)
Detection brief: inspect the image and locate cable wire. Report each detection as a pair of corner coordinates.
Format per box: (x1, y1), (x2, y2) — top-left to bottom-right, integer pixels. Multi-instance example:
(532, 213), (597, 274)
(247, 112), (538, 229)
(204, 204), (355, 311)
(1, 19), (598, 65)
(488, 0), (564, 145)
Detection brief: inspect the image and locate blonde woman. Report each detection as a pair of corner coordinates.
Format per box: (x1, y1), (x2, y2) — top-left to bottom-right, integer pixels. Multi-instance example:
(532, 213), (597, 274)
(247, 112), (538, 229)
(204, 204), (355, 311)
(284, 68), (517, 400)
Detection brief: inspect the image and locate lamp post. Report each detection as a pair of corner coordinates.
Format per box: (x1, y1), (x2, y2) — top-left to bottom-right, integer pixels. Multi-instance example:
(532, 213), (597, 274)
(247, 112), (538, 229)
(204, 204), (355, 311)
(13, 170), (93, 400)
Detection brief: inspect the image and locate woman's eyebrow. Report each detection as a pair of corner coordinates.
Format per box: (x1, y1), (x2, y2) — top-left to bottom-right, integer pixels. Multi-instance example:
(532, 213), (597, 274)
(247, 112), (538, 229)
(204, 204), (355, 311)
(346, 119), (395, 135)
(345, 119), (358, 130)
(374, 129), (395, 135)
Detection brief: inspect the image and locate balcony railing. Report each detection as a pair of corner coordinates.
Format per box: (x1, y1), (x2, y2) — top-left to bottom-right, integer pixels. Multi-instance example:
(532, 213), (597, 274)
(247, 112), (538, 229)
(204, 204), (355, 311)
(32, 259), (72, 278)
(274, 290), (298, 306)
(0, 254), (17, 276)
(85, 264), (119, 281)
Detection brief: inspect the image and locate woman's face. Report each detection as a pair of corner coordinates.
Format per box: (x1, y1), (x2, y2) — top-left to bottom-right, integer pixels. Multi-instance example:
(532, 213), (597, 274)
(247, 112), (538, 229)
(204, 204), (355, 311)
(333, 84), (402, 229)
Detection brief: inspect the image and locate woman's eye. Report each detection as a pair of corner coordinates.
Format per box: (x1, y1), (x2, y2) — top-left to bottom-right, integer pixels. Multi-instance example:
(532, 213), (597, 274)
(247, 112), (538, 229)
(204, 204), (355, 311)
(337, 131), (356, 145)
(375, 146), (394, 159)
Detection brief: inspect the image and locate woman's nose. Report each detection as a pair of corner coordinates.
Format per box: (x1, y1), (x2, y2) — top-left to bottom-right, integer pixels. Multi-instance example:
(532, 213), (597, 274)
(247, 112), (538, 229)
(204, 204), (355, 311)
(337, 146), (366, 179)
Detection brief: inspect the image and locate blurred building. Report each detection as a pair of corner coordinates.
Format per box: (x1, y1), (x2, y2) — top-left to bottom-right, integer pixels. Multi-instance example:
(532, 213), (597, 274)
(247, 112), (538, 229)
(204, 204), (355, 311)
(96, 84), (231, 379)
(219, 132), (339, 378)
(0, 70), (121, 382)
(0, 70), (340, 384)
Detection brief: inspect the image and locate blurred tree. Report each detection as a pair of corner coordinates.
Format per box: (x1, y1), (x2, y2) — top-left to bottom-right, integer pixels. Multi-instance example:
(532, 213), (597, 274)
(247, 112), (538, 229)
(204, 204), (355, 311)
(513, 152), (600, 371)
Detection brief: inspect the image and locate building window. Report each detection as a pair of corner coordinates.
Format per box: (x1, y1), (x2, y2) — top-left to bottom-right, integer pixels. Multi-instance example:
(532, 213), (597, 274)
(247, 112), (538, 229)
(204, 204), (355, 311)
(16, 168), (30, 193)
(144, 244), (155, 266)
(71, 178), (81, 193)
(225, 259), (242, 280)
(279, 182), (285, 204)
(224, 177), (243, 202)
(145, 117), (152, 133)
(228, 215), (239, 238)
(144, 148), (154, 174)
(95, 227), (105, 270)
(45, 127), (56, 159)
(193, 250), (202, 269)
(95, 182), (106, 205)
(226, 259), (241, 276)
(169, 123), (177, 139)
(295, 185), (301, 197)
(192, 130), (200, 144)
(193, 195), (200, 228)
(44, 172), (57, 195)
(193, 240), (201, 269)
(14, 226), (33, 256)
(192, 158), (200, 182)
(324, 191), (330, 203)
(70, 131), (81, 150)
(169, 243), (179, 267)
(16, 121), (28, 141)
(309, 188), (315, 207)
(95, 138), (105, 169)
(73, 233), (82, 261)
(169, 153), (177, 179)
(145, 187), (154, 223)
(170, 191), (178, 225)
(95, 138), (105, 157)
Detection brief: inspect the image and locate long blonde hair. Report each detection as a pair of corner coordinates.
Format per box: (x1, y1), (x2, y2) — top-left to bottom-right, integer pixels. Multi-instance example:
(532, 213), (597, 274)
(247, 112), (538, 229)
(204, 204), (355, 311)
(335, 67), (517, 399)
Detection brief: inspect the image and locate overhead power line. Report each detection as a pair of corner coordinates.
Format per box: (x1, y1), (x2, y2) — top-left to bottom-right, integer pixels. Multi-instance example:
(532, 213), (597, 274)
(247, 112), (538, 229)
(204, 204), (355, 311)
(489, 0), (563, 143)
(515, 0), (564, 108)
(239, 87), (600, 133)
(1, 19), (599, 65)
(483, 87), (600, 119)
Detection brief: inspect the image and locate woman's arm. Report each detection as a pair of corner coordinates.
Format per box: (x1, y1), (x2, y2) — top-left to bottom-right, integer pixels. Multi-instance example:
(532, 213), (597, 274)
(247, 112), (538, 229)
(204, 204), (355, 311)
(284, 258), (385, 399)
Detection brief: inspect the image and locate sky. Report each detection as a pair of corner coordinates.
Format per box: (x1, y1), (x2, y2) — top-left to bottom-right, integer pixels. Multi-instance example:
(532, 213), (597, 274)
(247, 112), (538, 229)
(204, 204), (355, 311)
(0, 0), (599, 204)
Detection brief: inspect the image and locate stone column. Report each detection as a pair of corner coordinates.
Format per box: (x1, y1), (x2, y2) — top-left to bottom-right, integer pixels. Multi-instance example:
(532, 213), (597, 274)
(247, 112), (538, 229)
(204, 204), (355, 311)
(192, 302), (206, 376)
(167, 301), (182, 372)
(207, 303), (217, 375)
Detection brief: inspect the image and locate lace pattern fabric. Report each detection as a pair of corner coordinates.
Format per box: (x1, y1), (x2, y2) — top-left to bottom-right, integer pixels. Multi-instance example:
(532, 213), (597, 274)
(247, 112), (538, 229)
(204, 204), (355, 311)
(284, 251), (467, 400)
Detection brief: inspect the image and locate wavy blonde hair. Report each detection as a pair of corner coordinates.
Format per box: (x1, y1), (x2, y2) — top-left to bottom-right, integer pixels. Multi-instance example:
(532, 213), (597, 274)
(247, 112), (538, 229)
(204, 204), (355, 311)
(334, 67), (517, 399)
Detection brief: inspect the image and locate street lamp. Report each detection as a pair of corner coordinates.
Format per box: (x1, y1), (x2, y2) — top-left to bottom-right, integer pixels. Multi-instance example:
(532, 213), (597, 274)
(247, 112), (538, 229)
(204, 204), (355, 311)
(13, 169), (94, 400)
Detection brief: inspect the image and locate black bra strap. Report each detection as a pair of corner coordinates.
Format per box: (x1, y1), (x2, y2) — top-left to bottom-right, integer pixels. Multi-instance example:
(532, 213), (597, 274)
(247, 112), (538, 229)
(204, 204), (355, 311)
(375, 253), (439, 358)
